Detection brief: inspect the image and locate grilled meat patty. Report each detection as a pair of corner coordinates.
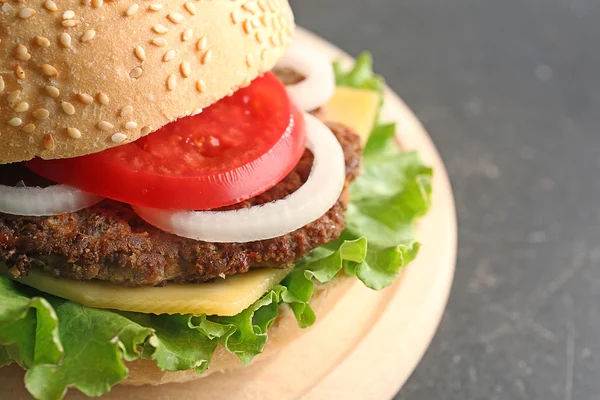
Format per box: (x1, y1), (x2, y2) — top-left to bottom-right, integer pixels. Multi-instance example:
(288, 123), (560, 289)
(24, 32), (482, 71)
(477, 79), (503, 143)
(0, 123), (361, 287)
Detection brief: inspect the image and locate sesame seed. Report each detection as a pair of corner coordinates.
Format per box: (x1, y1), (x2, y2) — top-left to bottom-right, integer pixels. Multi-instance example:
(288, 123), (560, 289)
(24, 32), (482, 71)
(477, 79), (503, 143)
(192, 108), (203, 116)
(243, 1), (259, 13)
(167, 74), (176, 91)
(152, 38), (167, 47)
(23, 124), (36, 133)
(67, 127), (82, 139)
(182, 29), (193, 42)
(98, 121), (114, 131)
(33, 109), (50, 120)
(120, 106), (134, 117)
(14, 65), (25, 80)
(62, 10), (75, 20)
(231, 10), (240, 24)
(59, 33), (72, 48)
(44, 0), (58, 12)
(163, 50), (175, 62)
(77, 93), (94, 105)
(18, 8), (35, 19)
(260, 47), (269, 61)
(125, 121), (138, 130)
(196, 80), (206, 93)
(35, 36), (51, 48)
(152, 24), (168, 35)
(201, 50), (213, 65)
(243, 20), (252, 34)
(126, 4), (139, 16)
(167, 13), (184, 24)
(16, 45), (31, 61)
(97, 93), (110, 105)
(7, 90), (20, 103)
(135, 46), (146, 61)
(272, 15), (281, 30)
(61, 101), (75, 115)
(45, 86), (60, 98)
(258, 0), (268, 11)
(196, 36), (207, 51)
(62, 19), (79, 28)
(279, 15), (289, 28)
(130, 67), (143, 79)
(246, 53), (254, 68)
(141, 126), (152, 135)
(180, 62), (191, 78)
(8, 118), (22, 127)
(91, 0), (103, 8)
(240, 77), (251, 88)
(44, 134), (55, 150)
(111, 133), (127, 143)
(250, 18), (260, 29)
(0, 77), (4, 93)
(14, 102), (29, 112)
(184, 2), (196, 15)
(148, 4), (163, 11)
(256, 31), (266, 43)
(269, 34), (279, 46)
(81, 30), (96, 42)
(260, 14), (268, 27)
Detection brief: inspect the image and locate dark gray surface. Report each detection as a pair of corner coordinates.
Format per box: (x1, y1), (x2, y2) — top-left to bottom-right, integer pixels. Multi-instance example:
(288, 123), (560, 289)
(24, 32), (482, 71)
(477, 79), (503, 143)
(290, 1), (600, 399)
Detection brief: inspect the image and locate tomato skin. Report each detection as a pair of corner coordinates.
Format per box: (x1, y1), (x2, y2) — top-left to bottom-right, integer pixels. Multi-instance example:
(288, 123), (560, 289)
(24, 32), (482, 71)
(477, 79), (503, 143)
(26, 74), (307, 210)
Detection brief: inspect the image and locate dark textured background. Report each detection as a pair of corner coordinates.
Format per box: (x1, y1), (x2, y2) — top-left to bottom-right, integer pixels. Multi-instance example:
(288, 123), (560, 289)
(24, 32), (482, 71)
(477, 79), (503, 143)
(290, 1), (600, 399)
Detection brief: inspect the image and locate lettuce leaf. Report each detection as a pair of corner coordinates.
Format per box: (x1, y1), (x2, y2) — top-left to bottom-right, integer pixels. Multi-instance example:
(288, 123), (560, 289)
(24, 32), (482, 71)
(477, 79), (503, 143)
(334, 52), (385, 96)
(24, 299), (153, 400)
(0, 279), (62, 369)
(0, 53), (432, 400)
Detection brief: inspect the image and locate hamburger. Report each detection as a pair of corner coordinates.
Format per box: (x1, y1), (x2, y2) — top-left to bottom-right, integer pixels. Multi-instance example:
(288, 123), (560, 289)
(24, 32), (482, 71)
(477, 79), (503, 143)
(0, 1), (433, 399)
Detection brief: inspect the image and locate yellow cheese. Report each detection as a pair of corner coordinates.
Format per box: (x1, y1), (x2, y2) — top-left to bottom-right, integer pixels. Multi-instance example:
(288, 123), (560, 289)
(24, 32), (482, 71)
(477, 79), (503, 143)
(6, 267), (291, 316)
(326, 87), (381, 143)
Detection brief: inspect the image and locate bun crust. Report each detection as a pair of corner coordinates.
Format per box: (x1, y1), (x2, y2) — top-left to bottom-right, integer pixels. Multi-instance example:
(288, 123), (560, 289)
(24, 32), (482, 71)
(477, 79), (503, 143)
(122, 276), (354, 386)
(0, 0), (294, 164)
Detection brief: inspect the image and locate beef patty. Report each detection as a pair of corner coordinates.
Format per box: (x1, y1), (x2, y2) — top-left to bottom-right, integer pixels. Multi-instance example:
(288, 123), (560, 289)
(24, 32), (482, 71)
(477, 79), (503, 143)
(0, 123), (361, 287)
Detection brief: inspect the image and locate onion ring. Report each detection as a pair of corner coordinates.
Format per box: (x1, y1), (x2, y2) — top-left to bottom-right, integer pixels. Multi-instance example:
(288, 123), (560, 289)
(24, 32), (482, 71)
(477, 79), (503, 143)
(133, 113), (346, 243)
(276, 42), (336, 112)
(0, 184), (104, 216)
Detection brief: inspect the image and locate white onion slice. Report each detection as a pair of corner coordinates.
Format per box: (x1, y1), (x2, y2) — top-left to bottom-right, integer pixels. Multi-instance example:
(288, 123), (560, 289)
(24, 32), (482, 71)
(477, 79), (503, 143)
(133, 113), (346, 243)
(276, 42), (336, 112)
(0, 184), (104, 216)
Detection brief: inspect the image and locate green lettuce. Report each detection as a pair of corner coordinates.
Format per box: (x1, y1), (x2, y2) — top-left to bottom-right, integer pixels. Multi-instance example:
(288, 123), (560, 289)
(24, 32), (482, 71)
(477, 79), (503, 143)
(334, 52), (385, 97)
(0, 54), (432, 400)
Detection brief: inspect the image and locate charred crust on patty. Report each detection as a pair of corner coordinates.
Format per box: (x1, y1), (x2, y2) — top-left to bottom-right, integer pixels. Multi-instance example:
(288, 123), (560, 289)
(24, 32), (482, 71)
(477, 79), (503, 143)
(0, 124), (362, 287)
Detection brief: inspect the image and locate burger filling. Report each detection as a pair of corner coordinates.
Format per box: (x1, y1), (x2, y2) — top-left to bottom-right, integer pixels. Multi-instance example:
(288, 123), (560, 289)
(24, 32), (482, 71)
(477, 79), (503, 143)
(0, 50), (433, 400)
(0, 123), (361, 287)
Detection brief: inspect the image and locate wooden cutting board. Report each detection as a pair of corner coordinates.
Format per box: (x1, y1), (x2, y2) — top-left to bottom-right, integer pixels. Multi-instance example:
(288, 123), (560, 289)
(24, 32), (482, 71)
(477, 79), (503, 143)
(0, 28), (457, 400)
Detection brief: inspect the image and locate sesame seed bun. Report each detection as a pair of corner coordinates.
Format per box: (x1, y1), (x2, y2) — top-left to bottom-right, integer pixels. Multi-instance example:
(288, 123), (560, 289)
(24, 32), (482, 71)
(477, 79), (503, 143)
(0, 0), (294, 164)
(122, 276), (354, 387)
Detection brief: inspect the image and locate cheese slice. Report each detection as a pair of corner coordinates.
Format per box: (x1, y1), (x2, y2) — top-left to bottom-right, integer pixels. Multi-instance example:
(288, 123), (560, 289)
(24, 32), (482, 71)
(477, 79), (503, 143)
(326, 86), (381, 143)
(5, 267), (291, 316)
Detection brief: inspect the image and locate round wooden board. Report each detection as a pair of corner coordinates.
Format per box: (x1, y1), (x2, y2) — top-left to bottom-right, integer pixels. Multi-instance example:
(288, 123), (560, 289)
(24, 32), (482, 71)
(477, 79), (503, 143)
(0, 28), (457, 400)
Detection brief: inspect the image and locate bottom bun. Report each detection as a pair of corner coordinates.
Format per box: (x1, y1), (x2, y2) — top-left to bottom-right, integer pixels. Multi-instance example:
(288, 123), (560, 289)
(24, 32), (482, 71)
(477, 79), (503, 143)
(122, 275), (355, 386)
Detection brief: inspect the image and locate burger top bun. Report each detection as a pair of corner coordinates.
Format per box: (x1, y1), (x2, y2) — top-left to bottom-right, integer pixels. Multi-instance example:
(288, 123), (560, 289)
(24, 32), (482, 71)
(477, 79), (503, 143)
(0, 0), (294, 164)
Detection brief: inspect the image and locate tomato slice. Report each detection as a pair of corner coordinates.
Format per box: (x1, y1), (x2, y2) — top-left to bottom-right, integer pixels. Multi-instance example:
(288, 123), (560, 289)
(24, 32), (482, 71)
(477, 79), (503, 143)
(26, 73), (306, 210)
